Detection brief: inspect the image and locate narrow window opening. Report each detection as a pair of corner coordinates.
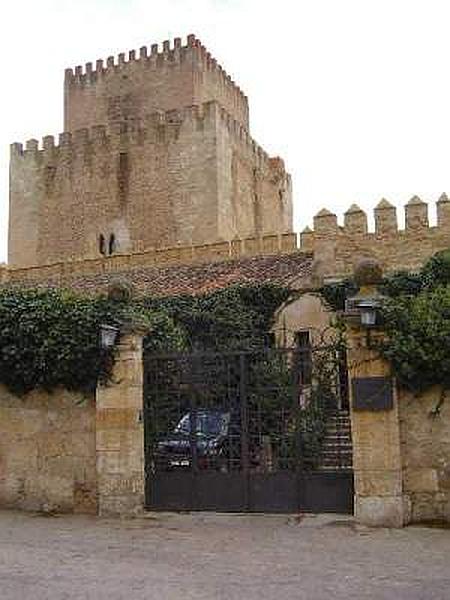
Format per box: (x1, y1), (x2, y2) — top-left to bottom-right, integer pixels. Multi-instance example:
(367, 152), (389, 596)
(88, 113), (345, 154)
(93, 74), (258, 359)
(99, 234), (106, 255)
(108, 233), (116, 255)
(295, 330), (312, 386)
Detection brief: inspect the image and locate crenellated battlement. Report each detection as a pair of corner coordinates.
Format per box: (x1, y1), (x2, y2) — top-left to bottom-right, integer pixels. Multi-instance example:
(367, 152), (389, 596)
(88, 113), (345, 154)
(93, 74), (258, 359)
(13, 103), (208, 158)
(11, 101), (282, 174)
(300, 195), (450, 276)
(64, 34), (249, 133)
(5, 196), (447, 289)
(9, 35), (291, 270)
(65, 36), (194, 82)
(65, 34), (247, 102)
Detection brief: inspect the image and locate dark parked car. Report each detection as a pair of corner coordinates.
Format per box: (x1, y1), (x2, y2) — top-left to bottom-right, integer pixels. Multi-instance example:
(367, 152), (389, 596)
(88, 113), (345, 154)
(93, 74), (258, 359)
(153, 409), (235, 472)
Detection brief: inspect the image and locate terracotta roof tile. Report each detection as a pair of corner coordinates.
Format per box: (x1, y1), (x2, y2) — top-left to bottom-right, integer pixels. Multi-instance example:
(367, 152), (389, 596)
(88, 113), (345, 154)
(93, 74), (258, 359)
(4, 252), (314, 297)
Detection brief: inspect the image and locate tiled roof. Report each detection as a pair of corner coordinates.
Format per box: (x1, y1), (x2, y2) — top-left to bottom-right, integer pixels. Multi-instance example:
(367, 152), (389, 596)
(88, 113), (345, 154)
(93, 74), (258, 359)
(4, 252), (314, 297)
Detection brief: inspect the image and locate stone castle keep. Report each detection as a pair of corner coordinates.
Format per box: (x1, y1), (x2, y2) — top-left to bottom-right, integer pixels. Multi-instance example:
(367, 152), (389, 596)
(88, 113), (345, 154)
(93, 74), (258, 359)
(8, 34), (292, 269)
(6, 33), (450, 282)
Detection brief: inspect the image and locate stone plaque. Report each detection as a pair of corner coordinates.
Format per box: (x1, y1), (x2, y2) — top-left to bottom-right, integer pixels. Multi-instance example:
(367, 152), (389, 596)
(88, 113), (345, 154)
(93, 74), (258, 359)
(352, 377), (394, 411)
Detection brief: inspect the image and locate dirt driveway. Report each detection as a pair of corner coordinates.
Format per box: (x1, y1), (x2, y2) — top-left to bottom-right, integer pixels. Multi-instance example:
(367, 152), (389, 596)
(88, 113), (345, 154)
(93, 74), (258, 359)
(0, 510), (449, 600)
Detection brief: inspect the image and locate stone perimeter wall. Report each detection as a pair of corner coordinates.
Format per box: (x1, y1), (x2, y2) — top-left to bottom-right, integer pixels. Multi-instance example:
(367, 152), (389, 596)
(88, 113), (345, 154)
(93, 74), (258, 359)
(0, 325), (448, 524)
(348, 326), (450, 527)
(0, 386), (97, 514)
(301, 195), (450, 277)
(0, 329), (146, 517)
(399, 387), (450, 523)
(5, 194), (449, 288)
(0, 232), (299, 289)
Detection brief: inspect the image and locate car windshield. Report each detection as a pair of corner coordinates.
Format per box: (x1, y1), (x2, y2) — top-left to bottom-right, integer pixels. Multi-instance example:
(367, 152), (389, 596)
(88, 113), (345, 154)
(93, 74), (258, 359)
(175, 411), (230, 436)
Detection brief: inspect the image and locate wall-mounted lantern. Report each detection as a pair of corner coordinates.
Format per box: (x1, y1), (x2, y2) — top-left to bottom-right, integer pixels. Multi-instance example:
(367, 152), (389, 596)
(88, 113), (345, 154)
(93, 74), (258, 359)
(345, 259), (385, 331)
(346, 295), (383, 328)
(99, 324), (120, 349)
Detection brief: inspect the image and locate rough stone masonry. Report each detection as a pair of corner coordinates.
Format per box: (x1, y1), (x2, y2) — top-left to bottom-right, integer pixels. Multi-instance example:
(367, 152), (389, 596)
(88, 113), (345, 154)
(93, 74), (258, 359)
(8, 34), (292, 269)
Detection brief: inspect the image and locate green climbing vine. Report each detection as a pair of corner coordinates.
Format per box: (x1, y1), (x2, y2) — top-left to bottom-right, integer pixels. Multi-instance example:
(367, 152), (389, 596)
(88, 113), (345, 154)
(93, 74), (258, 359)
(321, 248), (450, 394)
(0, 283), (292, 395)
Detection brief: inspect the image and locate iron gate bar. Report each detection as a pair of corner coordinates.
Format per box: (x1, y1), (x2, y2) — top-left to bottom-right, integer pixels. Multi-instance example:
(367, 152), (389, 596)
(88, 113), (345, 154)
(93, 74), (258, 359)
(143, 345), (354, 514)
(239, 353), (249, 509)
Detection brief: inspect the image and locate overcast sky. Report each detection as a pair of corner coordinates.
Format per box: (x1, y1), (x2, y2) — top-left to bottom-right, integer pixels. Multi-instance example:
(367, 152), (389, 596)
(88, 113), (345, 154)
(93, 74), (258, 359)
(1, 0), (450, 263)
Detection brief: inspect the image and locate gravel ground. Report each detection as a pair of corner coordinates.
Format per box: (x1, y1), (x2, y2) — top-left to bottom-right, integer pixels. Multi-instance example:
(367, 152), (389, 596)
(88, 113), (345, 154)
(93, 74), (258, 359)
(0, 509), (449, 600)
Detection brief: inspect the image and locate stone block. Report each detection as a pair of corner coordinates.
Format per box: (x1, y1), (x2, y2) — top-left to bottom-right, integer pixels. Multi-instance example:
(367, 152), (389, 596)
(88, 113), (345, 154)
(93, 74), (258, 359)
(4, 440), (38, 473)
(37, 432), (71, 460)
(356, 495), (411, 528)
(0, 383), (96, 515)
(352, 420), (402, 471)
(355, 470), (402, 497)
(404, 468), (440, 493)
(98, 473), (144, 497)
(74, 481), (98, 514)
(438, 466), (450, 491)
(112, 357), (143, 387)
(97, 451), (121, 475)
(96, 387), (143, 410)
(0, 476), (26, 507)
(96, 429), (122, 452)
(96, 407), (142, 430)
(410, 491), (450, 523)
(24, 474), (74, 513)
(98, 492), (145, 517)
(97, 446), (144, 475)
(71, 432), (96, 459)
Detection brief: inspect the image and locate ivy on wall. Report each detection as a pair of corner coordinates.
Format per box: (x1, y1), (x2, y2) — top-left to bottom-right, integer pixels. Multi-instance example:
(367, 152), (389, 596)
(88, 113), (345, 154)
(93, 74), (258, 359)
(0, 289), (115, 395)
(381, 286), (450, 393)
(0, 283), (292, 395)
(321, 249), (450, 394)
(140, 283), (292, 352)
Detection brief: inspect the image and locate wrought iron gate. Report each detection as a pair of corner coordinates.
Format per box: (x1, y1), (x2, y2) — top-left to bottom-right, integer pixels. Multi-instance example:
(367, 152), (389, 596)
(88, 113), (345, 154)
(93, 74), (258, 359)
(143, 347), (353, 513)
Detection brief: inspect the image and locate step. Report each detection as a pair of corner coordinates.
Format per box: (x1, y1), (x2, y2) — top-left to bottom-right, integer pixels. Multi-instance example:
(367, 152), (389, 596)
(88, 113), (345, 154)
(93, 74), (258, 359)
(320, 461), (353, 467)
(317, 465), (353, 472)
(321, 450), (353, 457)
(321, 445), (353, 453)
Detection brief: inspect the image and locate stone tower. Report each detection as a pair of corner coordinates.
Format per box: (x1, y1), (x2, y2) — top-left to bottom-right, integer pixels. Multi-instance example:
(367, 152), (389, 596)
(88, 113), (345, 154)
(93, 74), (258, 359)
(9, 35), (293, 268)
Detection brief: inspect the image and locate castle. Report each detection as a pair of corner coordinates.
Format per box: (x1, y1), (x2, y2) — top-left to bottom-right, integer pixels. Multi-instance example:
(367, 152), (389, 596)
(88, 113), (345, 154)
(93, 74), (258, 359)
(8, 35), (292, 269)
(2, 36), (450, 528)
(4, 34), (450, 290)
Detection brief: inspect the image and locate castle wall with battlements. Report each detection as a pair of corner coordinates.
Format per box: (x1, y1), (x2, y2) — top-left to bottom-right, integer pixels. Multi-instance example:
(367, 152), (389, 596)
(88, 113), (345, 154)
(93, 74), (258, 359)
(301, 195), (450, 277)
(64, 35), (249, 133)
(9, 102), (291, 267)
(3, 193), (450, 289)
(4, 196), (450, 290)
(9, 35), (292, 268)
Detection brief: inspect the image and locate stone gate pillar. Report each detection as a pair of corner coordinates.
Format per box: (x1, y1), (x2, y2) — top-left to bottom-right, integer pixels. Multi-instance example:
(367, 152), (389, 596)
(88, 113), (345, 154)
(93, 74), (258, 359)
(95, 324), (147, 516)
(346, 261), (411, 527)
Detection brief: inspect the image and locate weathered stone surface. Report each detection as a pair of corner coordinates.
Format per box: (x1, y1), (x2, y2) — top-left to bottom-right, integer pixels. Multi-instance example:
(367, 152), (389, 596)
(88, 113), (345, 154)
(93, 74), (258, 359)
(355, 470), (402, 497)
(96, 332), (145, 516)
(404, 468), (440, 493)
(0, 386), (97, 514)
(355, 496), (411, 528)
(399, 387), (450, 522)
(349, 322), (450, 526)
(347, 326), (410, 527)
(9, 37), (292, 269)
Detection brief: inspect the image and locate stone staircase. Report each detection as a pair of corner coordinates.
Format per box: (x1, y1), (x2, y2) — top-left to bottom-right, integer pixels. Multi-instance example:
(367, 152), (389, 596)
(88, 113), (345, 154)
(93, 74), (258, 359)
(318, 409), (353, 471)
